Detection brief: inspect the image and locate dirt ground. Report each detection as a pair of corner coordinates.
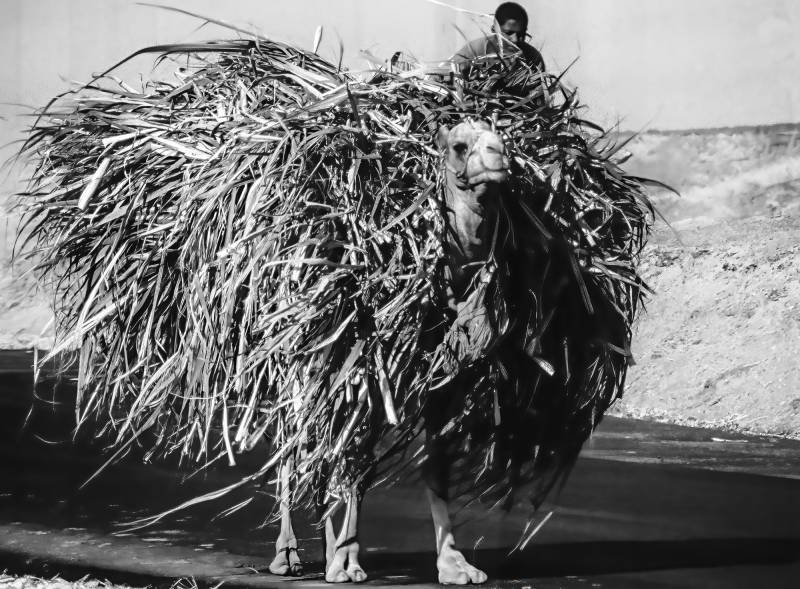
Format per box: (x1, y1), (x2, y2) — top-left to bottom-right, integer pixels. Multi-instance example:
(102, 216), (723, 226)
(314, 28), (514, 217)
(609, 126), (800, 438)
(1, 126), (799, 437)
(614, 214), (800, 437)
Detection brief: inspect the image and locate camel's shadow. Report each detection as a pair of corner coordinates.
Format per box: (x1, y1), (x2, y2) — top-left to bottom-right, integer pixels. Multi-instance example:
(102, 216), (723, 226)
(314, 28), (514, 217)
(354, 537), (800, 583)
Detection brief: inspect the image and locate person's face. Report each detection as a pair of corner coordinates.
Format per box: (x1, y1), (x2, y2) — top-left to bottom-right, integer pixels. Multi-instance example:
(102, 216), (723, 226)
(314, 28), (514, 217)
(497, 18), (526, 44)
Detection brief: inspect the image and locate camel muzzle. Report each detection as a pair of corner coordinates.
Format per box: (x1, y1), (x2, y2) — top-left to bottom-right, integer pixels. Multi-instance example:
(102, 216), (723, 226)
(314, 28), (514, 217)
(466, 169), (509, 187)
(465, 132), (510, 187)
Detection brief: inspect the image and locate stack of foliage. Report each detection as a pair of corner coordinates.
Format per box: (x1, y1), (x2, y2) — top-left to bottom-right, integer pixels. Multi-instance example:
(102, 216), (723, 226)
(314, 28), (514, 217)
(15, 27), (653, 519)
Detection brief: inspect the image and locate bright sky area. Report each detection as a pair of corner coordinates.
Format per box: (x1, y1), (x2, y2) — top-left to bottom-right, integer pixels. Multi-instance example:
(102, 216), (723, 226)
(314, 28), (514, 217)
(0, 0), (798, 135)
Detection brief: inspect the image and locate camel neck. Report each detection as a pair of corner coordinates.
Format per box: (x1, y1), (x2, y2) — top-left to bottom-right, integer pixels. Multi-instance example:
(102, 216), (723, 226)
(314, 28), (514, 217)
(442, 183), (495, 295)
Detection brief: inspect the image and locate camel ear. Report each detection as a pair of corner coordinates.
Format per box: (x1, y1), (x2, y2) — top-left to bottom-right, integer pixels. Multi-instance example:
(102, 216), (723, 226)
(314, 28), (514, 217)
(435, 126), (450, 152)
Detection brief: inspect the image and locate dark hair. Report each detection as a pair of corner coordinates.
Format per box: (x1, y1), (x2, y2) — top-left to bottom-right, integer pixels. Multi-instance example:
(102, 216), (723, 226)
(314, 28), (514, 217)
(495, 2), (528, 29)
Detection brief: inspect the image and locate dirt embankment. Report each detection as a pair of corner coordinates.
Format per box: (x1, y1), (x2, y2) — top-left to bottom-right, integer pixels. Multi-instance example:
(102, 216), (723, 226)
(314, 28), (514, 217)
(0, 244), (51, 349)
(615, 217), (800, 437)
(613, 126), (800, 437)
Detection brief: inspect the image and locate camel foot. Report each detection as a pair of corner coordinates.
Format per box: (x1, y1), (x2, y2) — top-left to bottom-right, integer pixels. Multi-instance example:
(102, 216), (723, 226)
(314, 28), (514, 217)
(324, 564), (352, 583)
(325, 564), (368, 583)
(437, 547), (487, 585)
(268, 547), (303, 577)
(325, 549), (368, 583)
(346, 563), (368, 583)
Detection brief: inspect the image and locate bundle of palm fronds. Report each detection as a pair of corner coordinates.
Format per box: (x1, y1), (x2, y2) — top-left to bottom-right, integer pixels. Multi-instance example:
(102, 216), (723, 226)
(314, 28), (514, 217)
(15, 30), (653, 514)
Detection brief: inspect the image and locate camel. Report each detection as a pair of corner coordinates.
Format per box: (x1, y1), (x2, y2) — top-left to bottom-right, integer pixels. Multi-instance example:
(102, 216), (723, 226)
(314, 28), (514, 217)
(267, 118), (509, 585)
(19, 36), (645, 589)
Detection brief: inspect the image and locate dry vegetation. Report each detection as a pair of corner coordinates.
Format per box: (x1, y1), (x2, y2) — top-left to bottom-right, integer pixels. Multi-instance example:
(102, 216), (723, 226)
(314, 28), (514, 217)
(0, 575), (143, 589)
(7, 34), (653, 524)
(2, 116), (799, 437)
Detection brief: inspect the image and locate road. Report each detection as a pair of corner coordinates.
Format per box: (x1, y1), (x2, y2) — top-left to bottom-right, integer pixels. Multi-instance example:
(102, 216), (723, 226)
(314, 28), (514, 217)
(0, 350), (798, 588)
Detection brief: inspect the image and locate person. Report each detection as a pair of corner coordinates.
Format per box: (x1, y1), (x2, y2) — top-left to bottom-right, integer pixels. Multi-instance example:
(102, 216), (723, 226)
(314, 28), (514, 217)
(452, 2), (545, 76)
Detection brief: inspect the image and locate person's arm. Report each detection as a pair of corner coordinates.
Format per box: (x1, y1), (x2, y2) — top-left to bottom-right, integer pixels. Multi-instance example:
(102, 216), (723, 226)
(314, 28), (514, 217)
(450, 37), (486, 79)
(452, 37), (484, 64)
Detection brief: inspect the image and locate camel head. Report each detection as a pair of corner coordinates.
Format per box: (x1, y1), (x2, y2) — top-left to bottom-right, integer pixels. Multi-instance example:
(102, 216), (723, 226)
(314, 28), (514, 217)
(436, 118), (510, 213)
(436, 119), (510, 269)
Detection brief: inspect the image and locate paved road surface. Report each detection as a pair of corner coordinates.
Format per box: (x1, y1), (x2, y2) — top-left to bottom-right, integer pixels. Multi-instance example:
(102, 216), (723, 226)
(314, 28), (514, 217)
(0, 350), (798, 588)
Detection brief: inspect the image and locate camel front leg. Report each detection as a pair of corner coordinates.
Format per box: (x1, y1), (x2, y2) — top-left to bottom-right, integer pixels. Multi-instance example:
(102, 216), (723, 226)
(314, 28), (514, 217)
(268, 460), (303, 576)
(425, 436), (487, 585)
(324, 487), (367, 583)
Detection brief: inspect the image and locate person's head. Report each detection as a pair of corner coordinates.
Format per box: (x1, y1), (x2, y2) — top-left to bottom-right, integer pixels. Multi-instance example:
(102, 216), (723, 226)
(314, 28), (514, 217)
(493, 2), (528, 45)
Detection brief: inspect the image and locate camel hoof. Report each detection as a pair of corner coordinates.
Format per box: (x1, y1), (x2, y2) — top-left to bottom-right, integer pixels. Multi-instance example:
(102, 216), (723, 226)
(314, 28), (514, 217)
(325, 567), (351, 583)
(437, 550), (487, 585)
(438, 569), (487, 585)
(469, 567), (488, 584)
(269, 547), (303, 577)
(268, 564), (288, 576)
(347, 564), (368, 583)
(439, 570), (474, 585)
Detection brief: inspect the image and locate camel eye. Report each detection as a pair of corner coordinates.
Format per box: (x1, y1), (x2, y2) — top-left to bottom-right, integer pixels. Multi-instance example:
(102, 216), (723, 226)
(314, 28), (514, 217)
(452, 142), (468, 155)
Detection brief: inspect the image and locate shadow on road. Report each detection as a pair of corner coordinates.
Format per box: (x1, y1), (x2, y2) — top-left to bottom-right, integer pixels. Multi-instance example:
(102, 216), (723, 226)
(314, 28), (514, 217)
(354, 537), (800, 582)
